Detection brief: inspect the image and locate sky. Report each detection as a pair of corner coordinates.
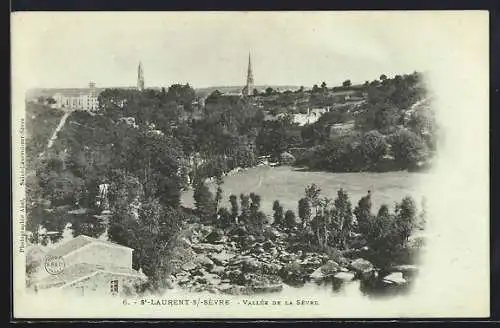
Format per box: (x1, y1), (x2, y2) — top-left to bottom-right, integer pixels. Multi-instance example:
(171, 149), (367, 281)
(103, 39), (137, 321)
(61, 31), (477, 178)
(12, 11), (483, 89)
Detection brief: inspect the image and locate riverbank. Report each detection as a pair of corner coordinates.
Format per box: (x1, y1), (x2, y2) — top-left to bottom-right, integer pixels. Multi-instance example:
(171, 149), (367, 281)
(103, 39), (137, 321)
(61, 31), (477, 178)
(162, 222), (422, 297)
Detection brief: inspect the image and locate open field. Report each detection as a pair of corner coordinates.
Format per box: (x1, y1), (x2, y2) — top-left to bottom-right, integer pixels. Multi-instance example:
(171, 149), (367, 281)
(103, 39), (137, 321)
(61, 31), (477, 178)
(181, 165), (429, 217)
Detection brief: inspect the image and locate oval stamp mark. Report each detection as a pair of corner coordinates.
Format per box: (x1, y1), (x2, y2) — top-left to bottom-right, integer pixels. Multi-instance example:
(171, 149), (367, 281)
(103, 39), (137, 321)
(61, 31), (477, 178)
(44, 255), (65, 275)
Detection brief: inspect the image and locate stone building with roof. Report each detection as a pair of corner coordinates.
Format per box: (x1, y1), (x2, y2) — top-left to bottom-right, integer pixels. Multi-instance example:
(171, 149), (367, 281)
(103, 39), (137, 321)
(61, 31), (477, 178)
(29, 235), (147, 297)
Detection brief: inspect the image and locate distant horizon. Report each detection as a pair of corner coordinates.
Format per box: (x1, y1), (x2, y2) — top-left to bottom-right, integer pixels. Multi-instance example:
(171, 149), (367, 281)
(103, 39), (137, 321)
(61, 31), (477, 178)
(25, 72), (411, 92)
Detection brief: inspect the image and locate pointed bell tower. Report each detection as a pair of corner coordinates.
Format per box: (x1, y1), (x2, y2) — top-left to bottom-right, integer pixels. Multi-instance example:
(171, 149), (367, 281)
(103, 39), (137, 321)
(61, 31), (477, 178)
(137, 61), (145, 91)
(244, 53), (254, 96)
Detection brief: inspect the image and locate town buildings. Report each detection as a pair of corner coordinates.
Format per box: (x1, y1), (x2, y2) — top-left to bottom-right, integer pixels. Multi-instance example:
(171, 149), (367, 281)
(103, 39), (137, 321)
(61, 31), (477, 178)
(28, 62), (146, 112)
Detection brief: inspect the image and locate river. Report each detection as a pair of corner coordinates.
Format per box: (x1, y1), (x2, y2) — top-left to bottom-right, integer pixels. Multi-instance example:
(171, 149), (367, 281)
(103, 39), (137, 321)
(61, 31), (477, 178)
(181, 165), (430, 217)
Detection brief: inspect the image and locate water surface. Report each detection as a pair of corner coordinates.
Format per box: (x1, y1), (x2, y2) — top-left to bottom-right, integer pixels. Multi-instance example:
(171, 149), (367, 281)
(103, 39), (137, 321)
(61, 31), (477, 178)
(182, 166), (429, 215)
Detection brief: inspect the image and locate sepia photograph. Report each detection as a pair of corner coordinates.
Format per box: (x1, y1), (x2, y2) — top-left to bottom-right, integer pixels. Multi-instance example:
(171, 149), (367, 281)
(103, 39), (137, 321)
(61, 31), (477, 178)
(11, 11), (489, 319)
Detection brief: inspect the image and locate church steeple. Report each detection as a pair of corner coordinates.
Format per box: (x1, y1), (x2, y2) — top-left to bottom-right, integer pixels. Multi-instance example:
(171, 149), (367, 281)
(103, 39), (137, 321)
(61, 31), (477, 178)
(244, 53), (254, 96)
(137, 61), (145, 91)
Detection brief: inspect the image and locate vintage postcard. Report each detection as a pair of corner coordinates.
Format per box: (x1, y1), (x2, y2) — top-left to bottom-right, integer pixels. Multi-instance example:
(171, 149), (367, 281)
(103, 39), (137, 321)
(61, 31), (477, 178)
(11, 11), (489, 319)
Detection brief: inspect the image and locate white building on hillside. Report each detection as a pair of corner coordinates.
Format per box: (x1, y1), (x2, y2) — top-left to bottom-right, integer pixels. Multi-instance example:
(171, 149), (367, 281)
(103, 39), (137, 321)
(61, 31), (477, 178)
(53, 82), (100, 112)
(292, 107), (329, 126)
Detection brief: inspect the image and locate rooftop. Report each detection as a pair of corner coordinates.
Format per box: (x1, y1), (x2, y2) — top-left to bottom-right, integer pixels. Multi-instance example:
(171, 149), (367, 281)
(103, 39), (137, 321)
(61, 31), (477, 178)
(48, 235), (133, 257)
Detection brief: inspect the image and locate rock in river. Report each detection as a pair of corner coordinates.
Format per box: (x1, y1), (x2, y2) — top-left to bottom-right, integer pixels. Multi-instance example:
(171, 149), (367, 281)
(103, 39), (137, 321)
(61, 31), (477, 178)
(383, 272), (406, 285)
(349, 258), (374, 276)
(333, 271), (355, 282)
(245, 273), (283, 293)
(390, 264), (419, 278)
(309, 260), (340, 281)
(280, 261), (307, 286)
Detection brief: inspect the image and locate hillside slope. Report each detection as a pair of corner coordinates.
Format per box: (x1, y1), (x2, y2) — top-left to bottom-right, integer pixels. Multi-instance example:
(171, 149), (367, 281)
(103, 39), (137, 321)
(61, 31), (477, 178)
(25, 102), (65, 169)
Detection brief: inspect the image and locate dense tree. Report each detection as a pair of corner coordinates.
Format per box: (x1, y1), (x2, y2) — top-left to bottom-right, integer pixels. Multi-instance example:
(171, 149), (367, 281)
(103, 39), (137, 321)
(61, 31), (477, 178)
(249, 192), (262, 215)
(165, 83), (196, 112)
(173, 123), (196, 156)
(393, 196), (418, 244)
(364, 196), (419, 266)
(249, 211), (267, 235)
(300, 123), (331, 147)
(108, 170), (144, 214)
(342, 80), (352, 87)
(193, 182), (216, 220)
(256, 120), (291, 161)
(70, 211), (106, 239)
(215, 176), (224, 210)
(374, 103), (401, 133)
(217, 207), (232, 228)
(284, 210), (297, 230)
(229, 194), (239, 223)
(389, 128), (428, 169)
(331, 189), (353, 250)
(298, 197), (312, 227)
(360, 131), (389, 167)
(239, 193), (251, 224)
(353, 191), (373, 236)
(311, 133), (363, 172)
(265, 87), (274, 96)
(26, 175), (45, 244)
(304, 184), (322, 216)
(310, 197), (332, 250)
(108, 197), (182, 289)
(272, 200), (284, 227)
(366, 204), (395, 258)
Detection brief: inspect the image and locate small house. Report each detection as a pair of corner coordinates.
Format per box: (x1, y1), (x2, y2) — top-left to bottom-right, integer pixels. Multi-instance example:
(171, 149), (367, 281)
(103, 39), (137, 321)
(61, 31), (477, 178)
(29, 235), (147, 297)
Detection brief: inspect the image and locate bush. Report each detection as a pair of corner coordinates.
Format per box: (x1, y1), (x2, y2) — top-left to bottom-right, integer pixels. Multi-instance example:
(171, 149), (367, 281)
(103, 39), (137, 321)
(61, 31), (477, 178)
(388, 128), (429, 170)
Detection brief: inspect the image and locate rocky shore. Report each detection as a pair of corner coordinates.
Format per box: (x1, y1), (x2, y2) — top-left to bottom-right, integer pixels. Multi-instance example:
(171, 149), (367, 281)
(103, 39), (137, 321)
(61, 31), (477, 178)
(165, 223), (420, 296)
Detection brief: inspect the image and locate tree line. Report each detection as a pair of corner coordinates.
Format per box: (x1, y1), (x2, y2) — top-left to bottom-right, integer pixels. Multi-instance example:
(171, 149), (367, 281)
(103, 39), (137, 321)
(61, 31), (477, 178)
(193, 180), (425, 269)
